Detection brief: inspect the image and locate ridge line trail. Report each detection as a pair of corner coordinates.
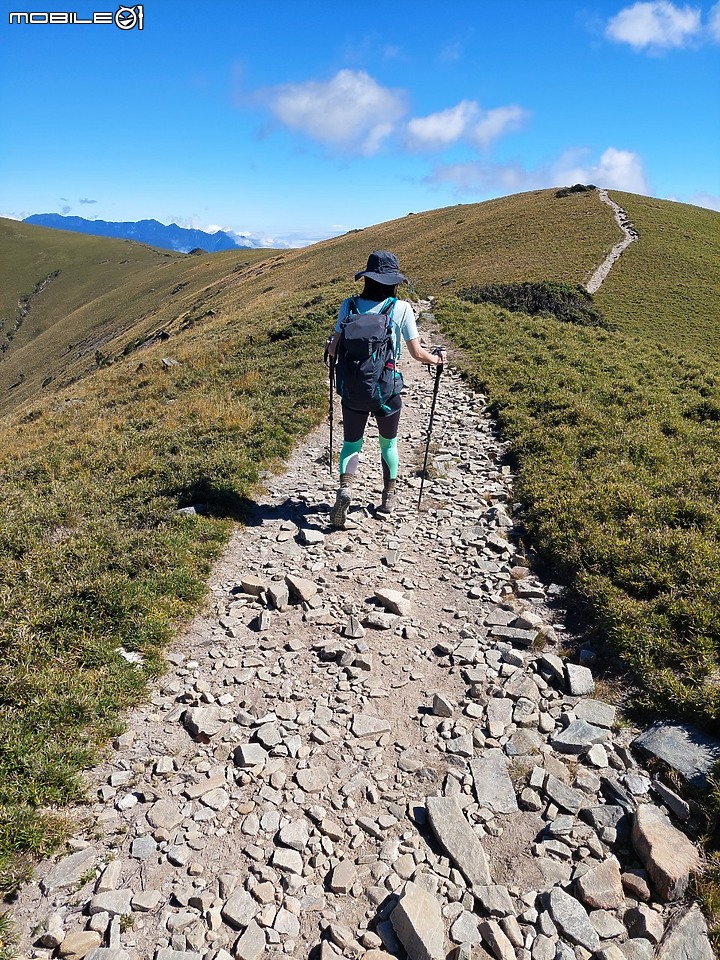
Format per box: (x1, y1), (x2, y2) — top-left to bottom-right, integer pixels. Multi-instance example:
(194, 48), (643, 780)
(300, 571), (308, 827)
(12, 307), (713, 959)
(585, 189), (639, 294)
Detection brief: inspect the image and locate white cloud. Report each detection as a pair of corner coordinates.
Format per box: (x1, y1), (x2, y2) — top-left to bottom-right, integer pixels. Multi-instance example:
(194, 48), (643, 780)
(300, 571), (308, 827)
(688, 191), (720, 211)
(428, 161), (541, 195)
(471, 105), (529, 149)
(428, 146), (649, 197)
(406, 100), (529, 151)
(709, 1), (720, 40)
(605, 1), (701, 49)
(264, 69), (406, 155)
(406, 100), (479, 150)
(555, 147), (649, 193)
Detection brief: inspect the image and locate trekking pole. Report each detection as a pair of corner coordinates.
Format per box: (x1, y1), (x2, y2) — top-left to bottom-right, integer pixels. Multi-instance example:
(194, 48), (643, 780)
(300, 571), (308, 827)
(417, 348), (444, 511)
(323, 338), (335, 475)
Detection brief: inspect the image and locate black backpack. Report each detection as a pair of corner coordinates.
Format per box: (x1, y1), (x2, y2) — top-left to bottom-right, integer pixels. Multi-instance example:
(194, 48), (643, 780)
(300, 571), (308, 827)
(334, 298), (404, 413)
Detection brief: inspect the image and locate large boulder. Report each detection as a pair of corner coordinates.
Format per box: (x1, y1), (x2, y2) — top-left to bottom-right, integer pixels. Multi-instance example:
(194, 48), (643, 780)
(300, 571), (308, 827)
(390, 881), (445, 960)
(631, 803), (701, 901)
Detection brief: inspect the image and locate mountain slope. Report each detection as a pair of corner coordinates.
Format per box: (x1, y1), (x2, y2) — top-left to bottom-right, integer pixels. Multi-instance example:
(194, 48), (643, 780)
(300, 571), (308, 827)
(595, 193), (720, 356)
(23, 214), (254, 254)
(0, 218), (274, 413)
(0, 188), (619, 415)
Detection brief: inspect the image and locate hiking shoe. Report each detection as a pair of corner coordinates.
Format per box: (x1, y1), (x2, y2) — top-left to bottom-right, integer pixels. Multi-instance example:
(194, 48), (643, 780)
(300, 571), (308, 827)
(377, 489), (397, 514)
(329, 487), (351, 528)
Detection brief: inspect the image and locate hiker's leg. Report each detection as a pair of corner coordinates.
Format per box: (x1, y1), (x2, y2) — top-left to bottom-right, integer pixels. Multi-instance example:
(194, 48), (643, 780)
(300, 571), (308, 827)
(376, 396), (402, 488)
(331, 405), (368, 528)
(339, 405), (368, 481)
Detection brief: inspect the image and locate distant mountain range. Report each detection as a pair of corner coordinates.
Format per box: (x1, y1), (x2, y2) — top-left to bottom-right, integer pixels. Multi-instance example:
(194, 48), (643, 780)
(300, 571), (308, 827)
(22, 214), (272, 253)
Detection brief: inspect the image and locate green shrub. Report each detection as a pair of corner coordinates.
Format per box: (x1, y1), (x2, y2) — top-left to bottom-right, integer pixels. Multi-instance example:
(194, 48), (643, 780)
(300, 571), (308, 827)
(556, 183), (597, 198)
(457, 281), (609, 328)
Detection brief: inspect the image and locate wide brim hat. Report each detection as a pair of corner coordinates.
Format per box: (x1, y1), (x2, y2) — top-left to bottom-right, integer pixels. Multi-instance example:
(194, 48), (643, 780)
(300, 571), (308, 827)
(354, 249), (408, 285)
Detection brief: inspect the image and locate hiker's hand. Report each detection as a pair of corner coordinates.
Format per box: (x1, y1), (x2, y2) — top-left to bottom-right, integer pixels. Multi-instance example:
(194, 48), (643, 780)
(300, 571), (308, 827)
(432, 348), (446, 369)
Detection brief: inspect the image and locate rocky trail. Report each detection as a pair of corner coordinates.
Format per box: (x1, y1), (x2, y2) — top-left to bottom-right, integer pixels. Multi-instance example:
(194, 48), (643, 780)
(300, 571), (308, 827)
(12, 306), (719, 960)
(584, 192), (639, 295)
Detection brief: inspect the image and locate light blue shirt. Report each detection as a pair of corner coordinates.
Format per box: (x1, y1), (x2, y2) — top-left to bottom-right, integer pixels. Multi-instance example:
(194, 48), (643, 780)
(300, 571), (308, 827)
(335, 297), (419, 358)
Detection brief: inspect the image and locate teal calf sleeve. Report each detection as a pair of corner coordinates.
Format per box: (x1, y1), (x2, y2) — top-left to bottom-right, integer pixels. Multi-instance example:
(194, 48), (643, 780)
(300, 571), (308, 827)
(339, 438), (363, 475)
(378, 435), (399, 480)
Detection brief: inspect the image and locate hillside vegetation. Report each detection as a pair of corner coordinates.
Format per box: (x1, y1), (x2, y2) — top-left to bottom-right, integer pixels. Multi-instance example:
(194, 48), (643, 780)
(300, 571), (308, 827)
(0, 190), (617, 415)
(0, 218), (274, 412)
(1, 189), (719, 893)
(595, 193), (720, 355)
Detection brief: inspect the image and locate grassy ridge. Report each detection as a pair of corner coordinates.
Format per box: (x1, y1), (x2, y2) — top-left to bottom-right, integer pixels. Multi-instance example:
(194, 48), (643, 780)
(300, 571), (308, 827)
(438, 297), (720, 724)
(597, 193), (720, 355)
(287, 187), (620, 297)
(0, 189), (618, 416)
(0, 218), (274, 413)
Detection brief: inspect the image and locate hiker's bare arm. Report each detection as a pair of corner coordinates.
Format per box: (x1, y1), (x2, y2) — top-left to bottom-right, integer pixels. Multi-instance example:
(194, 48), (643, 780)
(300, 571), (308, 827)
(407, 338), (446, 366)
(327, 332), (341, 357)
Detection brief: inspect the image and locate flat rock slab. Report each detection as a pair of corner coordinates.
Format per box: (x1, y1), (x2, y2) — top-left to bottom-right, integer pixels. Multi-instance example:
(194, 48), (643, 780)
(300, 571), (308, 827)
(656, 902), (715, 959)
(284, 574), (318, 603)
(575, 857), (624, 910)
(634, 722), (720, 788)
(374, 587), (412, 617)
(239, 574), (266, 596)
(234, 743), (268, 768)
(183, 706), (224, 738)
(632, 803), (701, 901)
(40, 846), (99, 895)
(426, 795), (491, 888)
(391, 881), (445, 960)
(57, 930), (103, 958)
(486, 697), (514, 737)
(547, 888), (600, 953)
(329, 859), (356, 893)
(551, 719), (609, 754)
(470, 750), (519, 814)
(221, 889), (257, 930)
(88, 889), (132, 917)
(545, 774), (584, 814)
(146, 798), (183, 831)
(295, 766), (330, 793)
(565, 663), (595, 696)
(234, 920), (266, 960)
(352, 713), (391, 739)
(299, 527), (324, 545)
(475, 884), (515, 917)
(478, 920), (516, 960)
(574, 699), (616, 728)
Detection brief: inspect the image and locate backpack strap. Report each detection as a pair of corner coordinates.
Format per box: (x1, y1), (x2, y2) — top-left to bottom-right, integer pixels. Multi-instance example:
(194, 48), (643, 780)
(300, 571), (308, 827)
(340, 296), (395, 331)
(339, 297), (359, 334)
(379, 297), (396, 316)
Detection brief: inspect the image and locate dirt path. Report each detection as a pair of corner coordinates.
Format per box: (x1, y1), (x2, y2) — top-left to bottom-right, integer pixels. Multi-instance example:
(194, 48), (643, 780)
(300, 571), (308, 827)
(13, 306), (714, 960)
(585, 191), (639, 294)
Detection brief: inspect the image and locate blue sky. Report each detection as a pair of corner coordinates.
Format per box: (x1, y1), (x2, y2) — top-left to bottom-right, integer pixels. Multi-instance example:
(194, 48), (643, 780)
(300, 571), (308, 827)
(1, 0), (718, 245)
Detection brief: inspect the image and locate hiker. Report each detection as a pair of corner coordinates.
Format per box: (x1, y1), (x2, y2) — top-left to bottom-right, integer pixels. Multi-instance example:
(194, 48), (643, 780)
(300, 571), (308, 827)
(327, 250), (446, 527)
